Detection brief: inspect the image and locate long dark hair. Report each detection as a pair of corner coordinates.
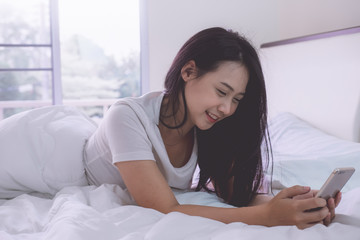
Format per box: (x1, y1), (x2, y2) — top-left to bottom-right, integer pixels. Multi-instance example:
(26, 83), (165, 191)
(162, 27), (271, 207)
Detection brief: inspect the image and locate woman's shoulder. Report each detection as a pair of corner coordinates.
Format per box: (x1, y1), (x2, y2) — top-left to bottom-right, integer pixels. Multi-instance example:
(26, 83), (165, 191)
(106, 91), (164, 125)
(112, 91), (163, 108)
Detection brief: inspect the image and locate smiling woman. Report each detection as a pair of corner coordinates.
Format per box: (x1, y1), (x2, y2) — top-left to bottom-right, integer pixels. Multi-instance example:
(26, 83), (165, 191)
(81, 27), (339, 229)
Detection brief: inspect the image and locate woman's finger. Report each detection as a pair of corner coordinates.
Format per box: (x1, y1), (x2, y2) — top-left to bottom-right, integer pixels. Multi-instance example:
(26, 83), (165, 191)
(277, 185), (311, 199)
(292, 191), (313, 200)
(302, 203), (329, 226)
(323, 213), (331, 226)
(327, 198), (336, 220)
(312, 190), (319, 196)
(335, 192), (342, 207)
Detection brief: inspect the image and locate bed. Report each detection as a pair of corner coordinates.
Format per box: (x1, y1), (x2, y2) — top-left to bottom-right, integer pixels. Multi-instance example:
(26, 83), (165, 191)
(1, 27), (360, 239)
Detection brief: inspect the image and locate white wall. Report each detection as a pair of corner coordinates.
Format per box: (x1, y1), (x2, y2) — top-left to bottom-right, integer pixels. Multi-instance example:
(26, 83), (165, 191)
(261, 31), (360, 141)
(274, 0), (360, 41)
(142, 0), (360, 92)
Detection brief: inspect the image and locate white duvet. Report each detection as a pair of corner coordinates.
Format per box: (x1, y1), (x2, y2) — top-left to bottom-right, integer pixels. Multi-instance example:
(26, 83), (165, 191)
(1, 184), (360, 240)
(1, 107), (360, 239)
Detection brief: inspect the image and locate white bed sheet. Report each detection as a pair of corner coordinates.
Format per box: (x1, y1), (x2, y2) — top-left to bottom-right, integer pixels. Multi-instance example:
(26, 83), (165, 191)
(1, 106), (360, 239)
(266, 112), (360, 192)
(1, 184), (360, 240)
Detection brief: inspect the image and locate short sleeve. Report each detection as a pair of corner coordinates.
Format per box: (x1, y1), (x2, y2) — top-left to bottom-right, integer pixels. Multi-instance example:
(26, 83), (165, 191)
(103, 103), (156, 163)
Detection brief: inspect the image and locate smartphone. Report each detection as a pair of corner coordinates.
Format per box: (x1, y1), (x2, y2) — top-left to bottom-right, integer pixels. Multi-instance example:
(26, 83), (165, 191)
(315, 167), (355, 200)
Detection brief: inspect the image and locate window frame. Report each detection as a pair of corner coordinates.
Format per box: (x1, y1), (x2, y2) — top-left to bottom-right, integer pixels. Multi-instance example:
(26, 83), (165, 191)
(139, 0), (149, 94)
(0, 0), (147, 120)
(49, 0), (63, 105)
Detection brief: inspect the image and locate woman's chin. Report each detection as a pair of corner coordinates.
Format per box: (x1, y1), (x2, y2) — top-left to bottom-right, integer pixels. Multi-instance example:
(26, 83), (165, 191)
(196, 122), (216, 131)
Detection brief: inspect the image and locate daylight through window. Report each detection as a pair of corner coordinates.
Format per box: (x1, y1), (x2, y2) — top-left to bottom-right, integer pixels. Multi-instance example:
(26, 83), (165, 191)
(0, 0), (141, 120)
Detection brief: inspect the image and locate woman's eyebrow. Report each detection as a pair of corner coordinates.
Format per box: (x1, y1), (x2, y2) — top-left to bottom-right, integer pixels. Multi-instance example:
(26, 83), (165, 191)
(220, 82), (245, 95)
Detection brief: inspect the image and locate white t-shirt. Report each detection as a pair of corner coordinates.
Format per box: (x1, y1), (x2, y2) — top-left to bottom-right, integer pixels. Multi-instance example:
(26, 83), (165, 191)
(83, 91), (198, 191)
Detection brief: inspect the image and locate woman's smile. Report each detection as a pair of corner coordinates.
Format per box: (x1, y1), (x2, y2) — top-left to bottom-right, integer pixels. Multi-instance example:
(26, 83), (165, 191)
(206, 111), (219, 123)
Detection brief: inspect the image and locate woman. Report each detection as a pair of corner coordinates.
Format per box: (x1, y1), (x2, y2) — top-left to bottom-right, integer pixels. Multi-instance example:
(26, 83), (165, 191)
(84, 27), (340, 229)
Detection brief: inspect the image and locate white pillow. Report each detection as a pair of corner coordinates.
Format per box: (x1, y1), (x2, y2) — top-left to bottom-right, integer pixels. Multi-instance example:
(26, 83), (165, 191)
(0, 106), (97, 198)
(266, 112), (360, 192)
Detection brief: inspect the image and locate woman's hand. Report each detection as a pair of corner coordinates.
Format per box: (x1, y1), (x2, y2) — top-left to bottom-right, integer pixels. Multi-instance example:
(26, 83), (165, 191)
(292, 189), (342, 226)
(264, 186), (329, 229)
(324, 192), (342, 225)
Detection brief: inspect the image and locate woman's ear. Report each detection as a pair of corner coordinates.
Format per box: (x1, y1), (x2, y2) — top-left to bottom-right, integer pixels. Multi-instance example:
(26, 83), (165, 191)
(181, 60), (197, 82)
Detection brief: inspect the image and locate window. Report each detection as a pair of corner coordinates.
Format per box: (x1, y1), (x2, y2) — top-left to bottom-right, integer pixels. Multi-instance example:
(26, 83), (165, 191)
(0, 0), (52, 119)
(0, 0), (141, 120)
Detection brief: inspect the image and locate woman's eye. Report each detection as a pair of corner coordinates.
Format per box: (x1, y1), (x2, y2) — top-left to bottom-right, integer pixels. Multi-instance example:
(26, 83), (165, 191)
(217, 89), (226, 96)
(233, 98), (241, 103)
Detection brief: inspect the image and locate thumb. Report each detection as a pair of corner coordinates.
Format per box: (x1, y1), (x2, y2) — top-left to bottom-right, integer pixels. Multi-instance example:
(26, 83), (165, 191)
(277, 185), (311, 199)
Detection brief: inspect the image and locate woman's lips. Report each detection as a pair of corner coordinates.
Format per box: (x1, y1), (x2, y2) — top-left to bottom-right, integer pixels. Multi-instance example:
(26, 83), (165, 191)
(206, 111), (219, 123)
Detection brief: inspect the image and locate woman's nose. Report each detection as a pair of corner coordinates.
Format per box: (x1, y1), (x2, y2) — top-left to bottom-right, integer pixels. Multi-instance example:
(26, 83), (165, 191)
(218, 99), (232, 116)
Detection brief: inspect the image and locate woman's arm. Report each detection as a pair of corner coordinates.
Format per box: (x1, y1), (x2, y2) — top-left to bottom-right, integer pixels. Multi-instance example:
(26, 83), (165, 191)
(115, 160), (329, 229)
(249, 194), (273, 206)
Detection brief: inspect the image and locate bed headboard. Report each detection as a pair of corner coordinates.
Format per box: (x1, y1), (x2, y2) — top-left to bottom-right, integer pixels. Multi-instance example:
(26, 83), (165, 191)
(259, 27), (360, 142)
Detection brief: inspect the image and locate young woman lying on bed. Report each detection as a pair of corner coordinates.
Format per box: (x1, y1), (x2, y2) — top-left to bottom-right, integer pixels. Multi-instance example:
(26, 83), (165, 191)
(83, 27), (341, 230)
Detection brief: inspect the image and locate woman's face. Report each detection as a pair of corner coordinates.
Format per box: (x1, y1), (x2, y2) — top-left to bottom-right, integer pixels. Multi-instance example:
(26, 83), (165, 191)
(183, 61), (249, 130)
